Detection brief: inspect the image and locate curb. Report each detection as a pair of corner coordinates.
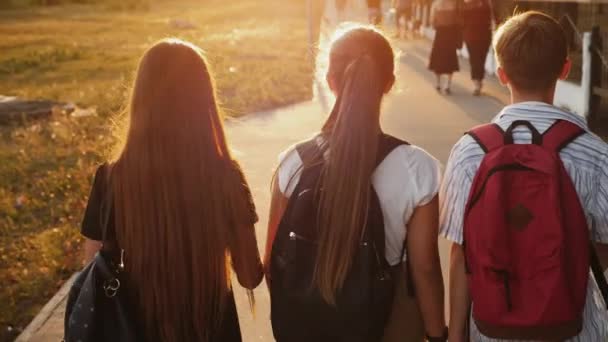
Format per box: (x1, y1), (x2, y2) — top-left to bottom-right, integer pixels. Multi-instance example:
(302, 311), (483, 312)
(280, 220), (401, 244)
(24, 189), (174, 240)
(15, 273), (77, 342)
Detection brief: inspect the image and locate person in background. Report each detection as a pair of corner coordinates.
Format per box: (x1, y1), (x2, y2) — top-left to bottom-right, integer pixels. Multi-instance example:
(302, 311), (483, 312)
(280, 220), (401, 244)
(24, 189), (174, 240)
(266, 26), (447, 342)
(441, 12), (608, 342)
(336, 0), (348, 12)
(81, 39), (263, 342)
(393, 0), (414, 39)
(335, 0), (349, 22)
(367, 0), (383, 25)
(463, 0), (497, 96)
(428, 0), (461, 94)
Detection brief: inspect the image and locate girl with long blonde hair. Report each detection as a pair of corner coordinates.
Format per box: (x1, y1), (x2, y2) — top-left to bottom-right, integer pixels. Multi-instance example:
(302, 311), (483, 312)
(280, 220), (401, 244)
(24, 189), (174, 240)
(80, 39), (263, 341)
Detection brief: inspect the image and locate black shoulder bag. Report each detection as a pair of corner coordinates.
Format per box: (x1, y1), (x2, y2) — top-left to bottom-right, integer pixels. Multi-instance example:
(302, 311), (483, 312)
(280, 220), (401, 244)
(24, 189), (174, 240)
(64, 165), (137, 342)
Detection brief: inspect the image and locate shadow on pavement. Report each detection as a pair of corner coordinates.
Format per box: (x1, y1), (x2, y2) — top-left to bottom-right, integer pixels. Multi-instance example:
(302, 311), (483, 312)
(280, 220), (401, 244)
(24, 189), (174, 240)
(398, 48), (505, 124)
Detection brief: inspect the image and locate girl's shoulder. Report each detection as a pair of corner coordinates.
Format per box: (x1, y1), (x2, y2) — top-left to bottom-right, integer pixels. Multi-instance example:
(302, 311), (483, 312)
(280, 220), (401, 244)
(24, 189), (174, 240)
(277, 134), (323, 168)
(277, 135), (441, 175)
(375, 143), (441, 205)
(377, 142), (441, 177)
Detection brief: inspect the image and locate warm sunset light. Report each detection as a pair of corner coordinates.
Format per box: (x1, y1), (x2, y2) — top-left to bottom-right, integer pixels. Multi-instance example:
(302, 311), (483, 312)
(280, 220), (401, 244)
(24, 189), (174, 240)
(1, 1), (607, 341)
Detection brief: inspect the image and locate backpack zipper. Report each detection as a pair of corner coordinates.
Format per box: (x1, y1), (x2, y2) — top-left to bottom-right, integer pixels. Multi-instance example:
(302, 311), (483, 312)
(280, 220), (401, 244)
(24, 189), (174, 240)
(289, 231), (315, 243)
(467, 163), (535, 212)
(491, 268), (513, 312)
(289, 232), (372, 247)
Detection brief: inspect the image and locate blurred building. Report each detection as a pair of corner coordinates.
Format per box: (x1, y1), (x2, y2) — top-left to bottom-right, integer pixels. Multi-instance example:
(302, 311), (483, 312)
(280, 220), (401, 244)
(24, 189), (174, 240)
(502, 1), (607, 83)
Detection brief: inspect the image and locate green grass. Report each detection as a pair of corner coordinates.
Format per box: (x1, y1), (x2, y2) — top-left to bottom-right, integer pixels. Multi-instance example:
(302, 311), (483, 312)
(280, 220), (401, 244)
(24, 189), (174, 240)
(0, 0), (313, 117)
(0, 1), (314, 339)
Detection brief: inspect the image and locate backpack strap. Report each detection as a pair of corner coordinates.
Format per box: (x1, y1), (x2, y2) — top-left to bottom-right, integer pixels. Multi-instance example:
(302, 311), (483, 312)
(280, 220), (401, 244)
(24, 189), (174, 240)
(542, 122), (608, 308)
(99, 163), (124, 271)
(466, 123), (505, 153)
(370, 134), (410, 258)
(100, 163), (114, 245)
(590, 242), (608, 309)
(377, 134), (418, 297)
(376, 134), (409, 166)
(542, 119), (586, 152)
(295, 134), (409, 169)
(591, 219), (608, 309)
(295, 137), (325, 167)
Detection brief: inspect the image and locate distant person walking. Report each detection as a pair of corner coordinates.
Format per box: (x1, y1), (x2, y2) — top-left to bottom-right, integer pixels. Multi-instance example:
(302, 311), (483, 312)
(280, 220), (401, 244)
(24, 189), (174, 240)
(336, 0), (349, 22)
(428, 0), (461, 94)
(463, 0), (496, 95)
(77, 39), (263, 341)
(367, 0), (382, 25)
(393, 0), (413, 38)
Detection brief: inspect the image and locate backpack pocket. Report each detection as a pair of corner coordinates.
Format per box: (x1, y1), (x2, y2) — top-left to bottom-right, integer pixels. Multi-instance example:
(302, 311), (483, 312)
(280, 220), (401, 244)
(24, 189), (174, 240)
(282, 232), (317, 292)
(473, 267), (513, 319)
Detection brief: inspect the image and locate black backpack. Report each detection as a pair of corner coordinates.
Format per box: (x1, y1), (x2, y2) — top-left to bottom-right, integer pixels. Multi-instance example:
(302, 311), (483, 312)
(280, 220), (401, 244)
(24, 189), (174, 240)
(270, 134), (409, 342)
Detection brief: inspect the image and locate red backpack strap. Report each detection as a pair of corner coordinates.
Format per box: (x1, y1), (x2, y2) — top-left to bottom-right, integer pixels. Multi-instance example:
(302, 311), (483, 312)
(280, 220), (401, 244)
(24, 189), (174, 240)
(542, 120), (585, 151)
(466, 123), (505, 153)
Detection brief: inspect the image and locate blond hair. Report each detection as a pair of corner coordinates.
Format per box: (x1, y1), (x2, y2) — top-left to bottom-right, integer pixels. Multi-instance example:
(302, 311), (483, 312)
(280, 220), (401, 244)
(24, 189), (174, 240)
(314, 26), (395, 305)
(494, 11), (568, 92)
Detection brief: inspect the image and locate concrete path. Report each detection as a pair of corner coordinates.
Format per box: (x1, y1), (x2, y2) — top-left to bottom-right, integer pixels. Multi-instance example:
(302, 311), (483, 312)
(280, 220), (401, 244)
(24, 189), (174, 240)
(19, 2), (509, 340)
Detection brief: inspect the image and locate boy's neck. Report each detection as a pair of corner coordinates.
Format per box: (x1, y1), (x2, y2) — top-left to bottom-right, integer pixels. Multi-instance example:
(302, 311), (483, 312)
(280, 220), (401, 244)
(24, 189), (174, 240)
(509, 86), (556, 106)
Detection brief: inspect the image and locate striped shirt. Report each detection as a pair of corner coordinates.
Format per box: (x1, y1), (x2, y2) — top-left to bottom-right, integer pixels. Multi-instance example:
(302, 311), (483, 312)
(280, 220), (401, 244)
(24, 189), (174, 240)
(439, 102), (608, 342)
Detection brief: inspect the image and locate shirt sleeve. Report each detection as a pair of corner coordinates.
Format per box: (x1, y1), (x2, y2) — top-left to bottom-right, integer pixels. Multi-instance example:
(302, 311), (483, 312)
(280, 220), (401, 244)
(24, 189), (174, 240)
(81, 164), (108, 241)
(439, 137), (477, 245)
(408, 147), (442, 208)
(590, 151), (608, 243)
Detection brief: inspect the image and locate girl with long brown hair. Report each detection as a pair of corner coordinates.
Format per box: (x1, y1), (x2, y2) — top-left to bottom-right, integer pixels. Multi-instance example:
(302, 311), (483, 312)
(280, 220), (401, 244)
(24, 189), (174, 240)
(80, 39), (263, 341)
(266, 26), (447, 341)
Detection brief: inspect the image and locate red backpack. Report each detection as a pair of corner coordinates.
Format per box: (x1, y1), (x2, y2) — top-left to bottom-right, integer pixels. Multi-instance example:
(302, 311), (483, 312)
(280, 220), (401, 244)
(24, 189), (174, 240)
(464, 120), (608, 340)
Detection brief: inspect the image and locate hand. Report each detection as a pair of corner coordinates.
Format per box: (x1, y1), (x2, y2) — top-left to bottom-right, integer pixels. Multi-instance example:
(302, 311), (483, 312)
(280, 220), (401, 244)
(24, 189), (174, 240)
(448, 331), (467, 342)
(426, 327), (449, 342)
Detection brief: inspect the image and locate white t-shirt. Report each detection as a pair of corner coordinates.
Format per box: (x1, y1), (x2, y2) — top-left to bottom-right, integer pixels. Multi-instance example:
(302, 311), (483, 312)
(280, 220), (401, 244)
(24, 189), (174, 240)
(277, 135), (442, 266)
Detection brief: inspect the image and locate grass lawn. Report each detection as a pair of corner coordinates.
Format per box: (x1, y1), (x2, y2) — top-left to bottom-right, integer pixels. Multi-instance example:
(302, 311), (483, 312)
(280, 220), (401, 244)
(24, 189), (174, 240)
(0, 0), (314, 339)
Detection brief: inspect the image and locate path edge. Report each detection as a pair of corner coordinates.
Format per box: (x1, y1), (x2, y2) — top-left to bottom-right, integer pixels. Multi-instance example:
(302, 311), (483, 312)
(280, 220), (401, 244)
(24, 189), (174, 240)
(15, 273), (77, 342)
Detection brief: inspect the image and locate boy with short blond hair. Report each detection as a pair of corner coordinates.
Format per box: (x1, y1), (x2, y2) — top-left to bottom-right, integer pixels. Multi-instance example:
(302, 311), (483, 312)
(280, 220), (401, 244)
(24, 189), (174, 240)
(494, 11), (569, 93)
(441, 11), (608, 342)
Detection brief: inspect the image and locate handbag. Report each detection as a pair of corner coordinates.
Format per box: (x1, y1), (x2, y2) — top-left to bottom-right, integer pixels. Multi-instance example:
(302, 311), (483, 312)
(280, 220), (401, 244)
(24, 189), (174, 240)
(64, 165), (137, 342)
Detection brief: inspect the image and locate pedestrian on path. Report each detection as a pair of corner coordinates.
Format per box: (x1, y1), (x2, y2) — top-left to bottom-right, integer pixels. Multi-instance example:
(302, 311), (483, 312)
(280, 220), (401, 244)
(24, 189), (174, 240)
(266, 25), (447, 342)
(392, 0), (414, 39)
(367, 0), (383, 25)
(335, 0), (349, 23)
(441, 12), (608, 342)
(78, 39), (263, 342)
(462, 0), (496, 96)
(428, 0), (462, 94)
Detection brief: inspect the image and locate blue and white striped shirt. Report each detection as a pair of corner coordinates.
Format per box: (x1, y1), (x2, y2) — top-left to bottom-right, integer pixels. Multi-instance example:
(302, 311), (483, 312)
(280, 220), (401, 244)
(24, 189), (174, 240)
(440, 102), (608, 342)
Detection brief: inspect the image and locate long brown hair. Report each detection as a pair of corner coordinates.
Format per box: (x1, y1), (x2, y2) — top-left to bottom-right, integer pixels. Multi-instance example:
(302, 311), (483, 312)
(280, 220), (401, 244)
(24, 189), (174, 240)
(111, 39), (244, 341)
(314, 26), (395, 304)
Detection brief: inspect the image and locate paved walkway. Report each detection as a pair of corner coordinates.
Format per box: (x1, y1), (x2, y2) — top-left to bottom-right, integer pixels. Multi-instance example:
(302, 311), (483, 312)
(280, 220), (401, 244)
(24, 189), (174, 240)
(19, 3), (510, 341)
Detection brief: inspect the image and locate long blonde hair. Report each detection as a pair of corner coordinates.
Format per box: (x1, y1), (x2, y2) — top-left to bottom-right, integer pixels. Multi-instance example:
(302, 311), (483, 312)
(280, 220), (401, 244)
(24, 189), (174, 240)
(111, 39), (245, 341)
(314, 27), (395, 305)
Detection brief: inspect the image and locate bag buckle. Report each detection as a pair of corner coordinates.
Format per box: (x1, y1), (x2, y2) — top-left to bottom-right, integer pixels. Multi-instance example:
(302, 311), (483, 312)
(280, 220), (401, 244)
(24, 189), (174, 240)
(103, 278), (121, 298)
